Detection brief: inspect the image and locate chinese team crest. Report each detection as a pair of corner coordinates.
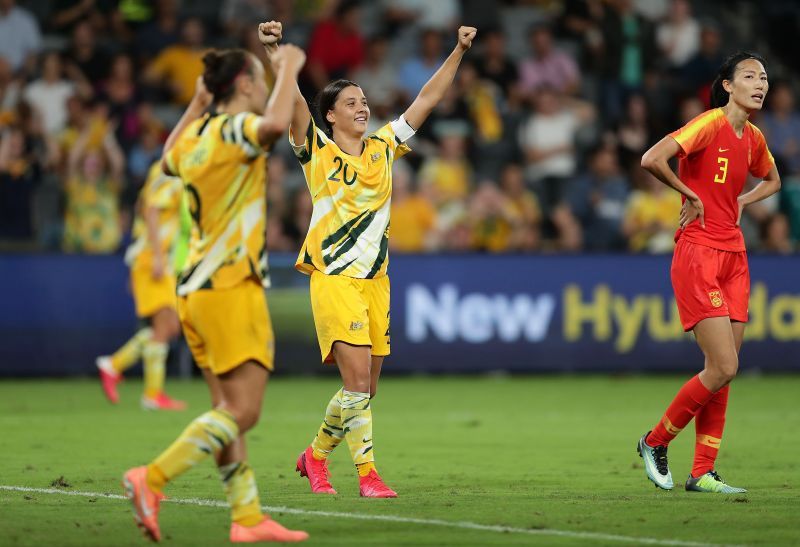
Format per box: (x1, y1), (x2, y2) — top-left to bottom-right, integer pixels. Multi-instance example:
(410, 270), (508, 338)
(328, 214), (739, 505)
(708, 291), (723, 308)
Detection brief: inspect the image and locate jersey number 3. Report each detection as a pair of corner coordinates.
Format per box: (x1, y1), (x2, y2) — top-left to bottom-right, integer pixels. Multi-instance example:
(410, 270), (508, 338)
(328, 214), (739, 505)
(328, 156), (357, 185)
(714, 156), (729, 184)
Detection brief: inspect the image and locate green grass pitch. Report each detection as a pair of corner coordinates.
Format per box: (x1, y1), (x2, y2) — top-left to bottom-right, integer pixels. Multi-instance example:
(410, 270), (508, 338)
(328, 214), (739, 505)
(1, 375), (798, 546)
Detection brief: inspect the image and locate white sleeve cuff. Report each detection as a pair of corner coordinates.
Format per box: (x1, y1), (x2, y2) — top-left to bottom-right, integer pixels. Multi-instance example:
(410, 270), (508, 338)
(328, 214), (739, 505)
(390, 115), (416, 143)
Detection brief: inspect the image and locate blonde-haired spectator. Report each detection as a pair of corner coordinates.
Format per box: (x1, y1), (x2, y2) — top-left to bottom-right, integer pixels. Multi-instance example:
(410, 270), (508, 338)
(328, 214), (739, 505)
(143, 17), (206, 105)
(622, 168), (681, 253)
(390, 160), (438, 253)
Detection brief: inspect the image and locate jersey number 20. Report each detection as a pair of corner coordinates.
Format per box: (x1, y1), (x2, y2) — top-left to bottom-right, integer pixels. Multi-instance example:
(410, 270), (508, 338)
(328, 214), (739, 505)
(328, 156), (357, 185)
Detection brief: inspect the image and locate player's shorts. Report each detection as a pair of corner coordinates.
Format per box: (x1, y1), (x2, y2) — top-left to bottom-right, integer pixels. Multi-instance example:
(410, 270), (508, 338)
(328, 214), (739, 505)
(671, 238), (750, 332)
(309, 271), (390, 363)
(130, 259), (177, 319)
(177, 277), (274, 375)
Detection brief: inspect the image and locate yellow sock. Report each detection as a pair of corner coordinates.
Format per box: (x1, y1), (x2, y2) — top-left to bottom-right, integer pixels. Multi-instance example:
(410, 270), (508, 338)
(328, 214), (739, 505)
(219, 461), (263, 526)
(143, 341), (168, 398)
(111, 327), (152, 373)
(341, 390), (375, 469)
(356, 461), (376, 477)
(148, 409), (239, 492)
(311, 388), (344, 460)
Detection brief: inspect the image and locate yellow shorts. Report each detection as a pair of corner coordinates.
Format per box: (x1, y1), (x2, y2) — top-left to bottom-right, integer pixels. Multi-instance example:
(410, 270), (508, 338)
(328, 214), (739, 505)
(309, 271), (390, 363)
(177, 278), (274, 375)
(130, 260), (176, 319)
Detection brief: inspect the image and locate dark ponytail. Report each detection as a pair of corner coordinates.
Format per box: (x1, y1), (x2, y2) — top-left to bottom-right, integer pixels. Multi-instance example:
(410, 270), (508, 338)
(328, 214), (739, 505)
(315, 79), (361, 136)
(202, 49), (252, 104)
(710, 51), (767, 108)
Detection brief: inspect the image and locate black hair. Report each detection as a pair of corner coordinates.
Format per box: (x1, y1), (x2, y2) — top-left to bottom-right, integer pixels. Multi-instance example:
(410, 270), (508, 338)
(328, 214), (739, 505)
(710, 51), (767, 108)
(316, 79), (361, 137)
(202, 49), (253, 104)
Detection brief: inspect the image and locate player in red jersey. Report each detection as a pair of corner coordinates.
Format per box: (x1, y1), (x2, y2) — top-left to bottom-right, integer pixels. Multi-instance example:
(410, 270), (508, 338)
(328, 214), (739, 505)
(637, 52), (781, 493)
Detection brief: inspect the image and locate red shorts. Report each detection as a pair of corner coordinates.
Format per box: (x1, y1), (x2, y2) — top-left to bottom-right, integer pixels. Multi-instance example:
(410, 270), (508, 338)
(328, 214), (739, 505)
(671, 238), (750, 332)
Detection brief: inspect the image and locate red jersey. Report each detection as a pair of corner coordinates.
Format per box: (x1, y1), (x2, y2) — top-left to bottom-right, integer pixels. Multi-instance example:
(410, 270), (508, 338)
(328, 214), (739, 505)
(669, 108), (774, 251)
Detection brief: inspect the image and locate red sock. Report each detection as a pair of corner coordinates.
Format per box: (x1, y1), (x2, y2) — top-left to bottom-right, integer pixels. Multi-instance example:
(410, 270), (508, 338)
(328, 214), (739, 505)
(646, 374), (714, 447)
(692, 384), (729, 477)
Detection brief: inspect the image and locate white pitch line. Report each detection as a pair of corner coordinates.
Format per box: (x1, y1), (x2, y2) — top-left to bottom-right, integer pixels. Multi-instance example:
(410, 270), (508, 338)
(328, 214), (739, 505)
(0, 485), (741, 547)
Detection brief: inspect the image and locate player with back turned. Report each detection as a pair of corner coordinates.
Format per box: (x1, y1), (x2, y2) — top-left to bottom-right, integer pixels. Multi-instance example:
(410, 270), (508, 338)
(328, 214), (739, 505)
(638, 52), (781, 493)
(120, 37), (310, 542)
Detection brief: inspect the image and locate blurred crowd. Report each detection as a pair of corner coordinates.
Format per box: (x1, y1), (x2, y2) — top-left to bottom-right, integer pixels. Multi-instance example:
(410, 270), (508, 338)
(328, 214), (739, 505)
(1, 0), (800, 255)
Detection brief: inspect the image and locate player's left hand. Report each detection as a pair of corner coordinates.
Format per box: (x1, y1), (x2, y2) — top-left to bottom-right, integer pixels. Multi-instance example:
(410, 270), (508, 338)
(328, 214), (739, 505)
(735, 196), (746, 226)
(457, 26), (477, 51)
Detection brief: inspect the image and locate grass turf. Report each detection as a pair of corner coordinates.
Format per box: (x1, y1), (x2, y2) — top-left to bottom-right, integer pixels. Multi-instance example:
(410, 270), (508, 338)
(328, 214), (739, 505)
(0, 375), (798, 546)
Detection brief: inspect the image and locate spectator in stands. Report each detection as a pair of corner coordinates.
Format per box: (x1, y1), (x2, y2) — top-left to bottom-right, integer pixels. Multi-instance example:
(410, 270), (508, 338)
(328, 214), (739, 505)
(143, 17), (205, 105)
(382, 0), (459, 33)
(656, 0), (700, 69)
(66, 19), (110, 85)
(100, 54), (142, 150)
(475, 27), (518, 99)
(280, 187), (313, 252)
(397, 28), (446, 101)
(50, 0), (114, 35)
(0, 0), (42, 75)
(126, 112), (163, 188)
(469, 181), (522, 253)
(518, 23), (580, 97)
(23, 51), (93, 136)
(221, 0), (272, 39)
(760, 213), (795, 254)
(622, 167), (681, 253)
(681, 22), (724, 101)
(499, 162), (542, 251)
(0, 57), (21, 126)
(564, 145), (629, 251)
(351, 35), (398, 134)
(0, 126), (41, 241)
(616, 93), (652, 173)
(759, 81), (800, 176)
(135, 0), (181, 58)
(419, 125), (473, 208)
(390, 159), (438, 253)
(62, 117), (125, 253)
(519, 86), (595, 216)
(304, 0), (365, 92)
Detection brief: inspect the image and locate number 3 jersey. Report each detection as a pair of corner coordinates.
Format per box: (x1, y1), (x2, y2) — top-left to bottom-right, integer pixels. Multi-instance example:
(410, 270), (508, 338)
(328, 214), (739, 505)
(291, 117), (412, 279)
(669, 107), (774, 251)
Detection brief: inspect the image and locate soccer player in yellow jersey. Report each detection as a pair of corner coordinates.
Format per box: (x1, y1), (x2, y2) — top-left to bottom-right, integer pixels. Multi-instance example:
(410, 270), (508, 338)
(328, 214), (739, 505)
(122, 42), (310, 543)
(96, 160), (187, 411)
(259, 21), (477, 498)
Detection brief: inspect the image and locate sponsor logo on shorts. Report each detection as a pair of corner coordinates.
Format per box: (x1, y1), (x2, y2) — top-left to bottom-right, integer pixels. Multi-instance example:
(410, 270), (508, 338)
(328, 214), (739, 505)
(708, 290), (723, 308)
(350, 321), (364, 331)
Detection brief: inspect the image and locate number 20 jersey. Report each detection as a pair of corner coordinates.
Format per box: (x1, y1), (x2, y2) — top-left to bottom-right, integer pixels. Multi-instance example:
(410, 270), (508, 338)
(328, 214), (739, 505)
(669, 107), (774, 251)
(291, 118), (411, 279)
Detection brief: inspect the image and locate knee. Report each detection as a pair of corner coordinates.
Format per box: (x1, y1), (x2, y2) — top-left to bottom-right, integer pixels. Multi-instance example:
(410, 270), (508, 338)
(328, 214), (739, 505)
(712, 355), (739, 385)
(221, 403), (261, 433)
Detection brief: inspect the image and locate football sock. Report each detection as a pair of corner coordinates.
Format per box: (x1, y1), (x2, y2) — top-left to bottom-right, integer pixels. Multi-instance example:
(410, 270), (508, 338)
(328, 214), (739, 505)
(146, 409), (239, 493)
(356, 462), (376, 477)
(692, 384), (729, 477)
(219, 461), (263, 526)
(647, 374), (714, 447)
(340, 390), (375, 469)
(143, 341), (168, 398)
(110, 327), (152, 373)
(311, 388), (344, 460)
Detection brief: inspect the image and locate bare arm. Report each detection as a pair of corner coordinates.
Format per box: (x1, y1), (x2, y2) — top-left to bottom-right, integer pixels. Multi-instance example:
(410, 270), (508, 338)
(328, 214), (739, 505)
(161, 77), (212, 175)
(403, 26), (477, 130)
(67, 127), (91, 179)
(641, 136), (705, 228)
(736, 165), (781, 226)
(258, 21), (311, 146)
(256, 44), (307, 148)
(102, 128), (125, 184)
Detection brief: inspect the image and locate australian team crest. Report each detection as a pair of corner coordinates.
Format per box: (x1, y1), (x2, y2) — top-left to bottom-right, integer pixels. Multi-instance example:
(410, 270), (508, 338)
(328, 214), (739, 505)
(708, 290), (723, 308)
(370, 152), (382, 163)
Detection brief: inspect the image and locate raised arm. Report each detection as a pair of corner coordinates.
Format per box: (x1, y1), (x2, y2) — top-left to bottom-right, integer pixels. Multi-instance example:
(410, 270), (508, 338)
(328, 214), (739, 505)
(403, 26), (477, 130)
(258, 21), (311, 146)
(641, 136), (705, 228)
(161, 77), (212, 175)
(102, 127), (125, 185)
(256, 44), (306, 147)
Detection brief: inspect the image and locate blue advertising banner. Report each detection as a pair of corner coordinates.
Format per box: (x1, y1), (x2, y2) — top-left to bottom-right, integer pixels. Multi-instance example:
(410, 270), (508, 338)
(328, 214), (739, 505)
(1, 254), (799, 376)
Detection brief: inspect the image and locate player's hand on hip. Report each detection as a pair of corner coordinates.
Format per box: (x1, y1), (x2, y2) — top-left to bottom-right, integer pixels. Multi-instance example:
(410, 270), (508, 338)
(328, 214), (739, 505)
(258, 21), (282, 47)
(680, 195), (705, 230)
(457, 26), (477, 51)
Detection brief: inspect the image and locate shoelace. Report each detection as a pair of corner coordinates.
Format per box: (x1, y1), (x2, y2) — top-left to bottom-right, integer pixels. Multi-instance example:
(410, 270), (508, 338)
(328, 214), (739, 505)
(708, 470), (724, 483)
(652, 445), (669, 475)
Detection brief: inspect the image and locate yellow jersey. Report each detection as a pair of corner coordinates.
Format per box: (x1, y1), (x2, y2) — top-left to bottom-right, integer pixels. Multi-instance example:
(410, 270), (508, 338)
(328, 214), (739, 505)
(291, 117), (412, 278)
(164, 111), (269, 295)
(124, 161), (184, 270)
